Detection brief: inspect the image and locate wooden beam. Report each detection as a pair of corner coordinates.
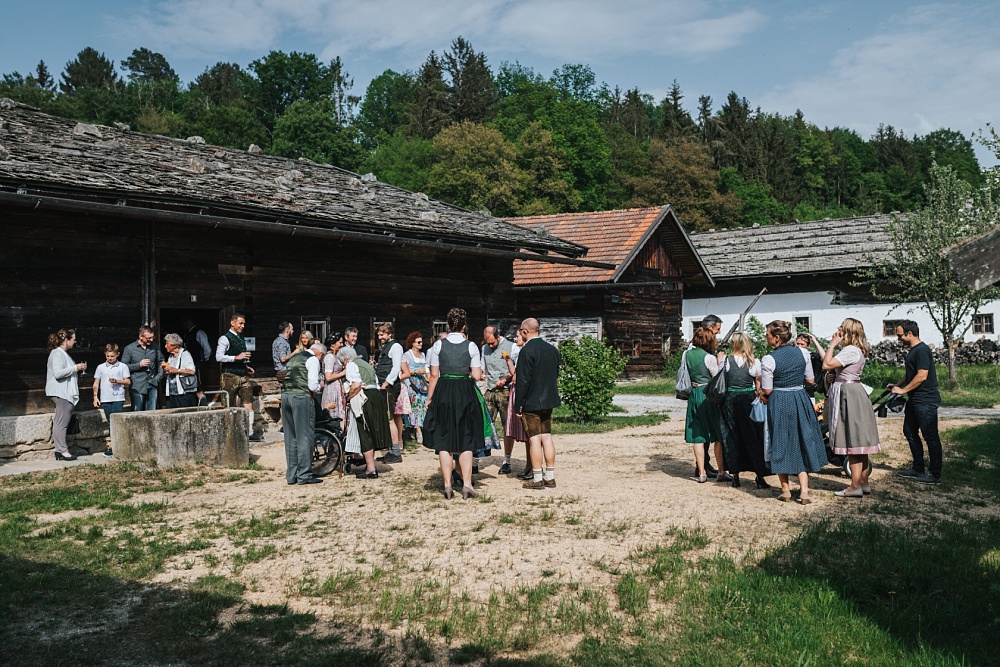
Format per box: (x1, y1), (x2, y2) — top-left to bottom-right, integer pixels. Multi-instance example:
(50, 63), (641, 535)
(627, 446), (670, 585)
(943, 227), (1000, 290)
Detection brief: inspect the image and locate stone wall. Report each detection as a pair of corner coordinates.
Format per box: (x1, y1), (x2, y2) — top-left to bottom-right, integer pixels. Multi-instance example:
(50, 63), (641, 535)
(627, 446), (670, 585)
(0, 409), (109, 463)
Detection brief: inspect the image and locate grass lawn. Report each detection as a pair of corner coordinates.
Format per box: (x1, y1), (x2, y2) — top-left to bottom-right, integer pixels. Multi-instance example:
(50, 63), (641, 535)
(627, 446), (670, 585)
(620, 364), (1000, 408)
(1, 424), (998, 665)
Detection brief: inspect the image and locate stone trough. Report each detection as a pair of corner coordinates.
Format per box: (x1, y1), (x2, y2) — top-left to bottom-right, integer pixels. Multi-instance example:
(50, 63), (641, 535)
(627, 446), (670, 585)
(111, 407), (250, 467)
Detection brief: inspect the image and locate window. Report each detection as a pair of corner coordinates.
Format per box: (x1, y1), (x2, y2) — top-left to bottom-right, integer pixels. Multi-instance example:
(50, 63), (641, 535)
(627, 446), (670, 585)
(661, 334), (672, 358)
(689, 319), (702, 338)
(631, 340), (641, 358)
(973, 313), (995, 335)
(432, 320), (448, 338)
(793, 315), (811, 335)
(883, 320), (905, 337)
(301, 318), (328, 343)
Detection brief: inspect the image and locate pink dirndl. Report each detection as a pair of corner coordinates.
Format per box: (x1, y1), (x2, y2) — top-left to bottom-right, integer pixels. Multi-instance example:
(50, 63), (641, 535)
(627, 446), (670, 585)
(505, 382), (527, 442)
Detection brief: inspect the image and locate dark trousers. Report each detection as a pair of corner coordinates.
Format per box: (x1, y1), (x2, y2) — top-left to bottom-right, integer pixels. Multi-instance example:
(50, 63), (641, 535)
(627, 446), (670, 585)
(903, 400), (942, 478)
(166, 393), (198, 409)
(282, 393), (315, 483)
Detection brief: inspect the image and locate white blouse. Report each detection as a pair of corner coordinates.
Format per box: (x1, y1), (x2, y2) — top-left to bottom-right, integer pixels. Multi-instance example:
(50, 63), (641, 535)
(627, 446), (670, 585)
(761, 347), (814, 391)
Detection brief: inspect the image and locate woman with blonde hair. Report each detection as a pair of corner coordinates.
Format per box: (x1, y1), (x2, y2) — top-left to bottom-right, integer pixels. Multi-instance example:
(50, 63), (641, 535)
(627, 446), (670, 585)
(823, 318), (880, 497)
(685, 326), (728, 483)
(718, 332), (770, 488)
(761, 320), (826, 504)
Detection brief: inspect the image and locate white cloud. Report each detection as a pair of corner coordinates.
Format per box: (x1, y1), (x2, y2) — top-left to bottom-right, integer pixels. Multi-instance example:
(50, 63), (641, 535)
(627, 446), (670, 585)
(118, 0), (763, 65)
(758, 3), (1000, 163)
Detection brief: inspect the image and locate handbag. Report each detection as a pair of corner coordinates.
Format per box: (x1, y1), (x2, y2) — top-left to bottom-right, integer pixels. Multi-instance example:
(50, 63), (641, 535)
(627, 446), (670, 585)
(66, 413), (82, 435)
(705, 356), (729, 405)
(750, 397), (767, 423)
(675, 350), (691, 400)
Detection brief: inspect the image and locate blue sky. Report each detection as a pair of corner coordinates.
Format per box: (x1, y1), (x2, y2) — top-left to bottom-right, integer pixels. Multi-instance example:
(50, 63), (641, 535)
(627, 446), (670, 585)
(3, 1), (998, 165)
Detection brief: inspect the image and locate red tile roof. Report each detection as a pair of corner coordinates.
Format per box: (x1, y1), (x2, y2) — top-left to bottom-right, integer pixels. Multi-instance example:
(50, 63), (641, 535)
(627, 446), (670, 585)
(510, 207), (666, 285)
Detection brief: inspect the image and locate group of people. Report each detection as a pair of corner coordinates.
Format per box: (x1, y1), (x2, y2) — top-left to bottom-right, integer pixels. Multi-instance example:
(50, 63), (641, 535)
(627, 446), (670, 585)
(683, 314), (943, 503)
(272, 308), (563, 495)
(44, 315), (265, 461)
(45, 309), (945, 498)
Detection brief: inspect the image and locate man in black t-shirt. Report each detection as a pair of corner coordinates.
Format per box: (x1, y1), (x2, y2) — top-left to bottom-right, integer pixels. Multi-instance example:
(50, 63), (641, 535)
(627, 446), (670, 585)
(889, 320), (942, 484)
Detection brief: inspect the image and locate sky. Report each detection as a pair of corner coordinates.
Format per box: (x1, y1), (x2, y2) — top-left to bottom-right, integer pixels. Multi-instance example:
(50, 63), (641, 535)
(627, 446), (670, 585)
(2, 0), (998, 166)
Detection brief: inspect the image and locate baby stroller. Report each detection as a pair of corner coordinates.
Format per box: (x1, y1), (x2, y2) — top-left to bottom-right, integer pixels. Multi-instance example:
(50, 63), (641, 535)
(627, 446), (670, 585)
(822, 388), (904, 476)
(312, 396), (345, 477)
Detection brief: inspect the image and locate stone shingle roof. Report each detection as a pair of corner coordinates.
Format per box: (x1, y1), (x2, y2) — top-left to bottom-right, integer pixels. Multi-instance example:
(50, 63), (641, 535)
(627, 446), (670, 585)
(690, 215), (897, 280)
(0, 100), (586, 259)
(509, 206), (713, 287)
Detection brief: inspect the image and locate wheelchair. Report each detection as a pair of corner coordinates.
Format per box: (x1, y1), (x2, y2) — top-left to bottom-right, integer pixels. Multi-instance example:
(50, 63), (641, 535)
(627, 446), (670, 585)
(311, 397), (345, 477)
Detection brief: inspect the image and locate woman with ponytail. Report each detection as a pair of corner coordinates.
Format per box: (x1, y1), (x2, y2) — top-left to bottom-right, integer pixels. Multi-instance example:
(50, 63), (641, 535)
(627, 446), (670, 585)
(46, 329), (86, 461)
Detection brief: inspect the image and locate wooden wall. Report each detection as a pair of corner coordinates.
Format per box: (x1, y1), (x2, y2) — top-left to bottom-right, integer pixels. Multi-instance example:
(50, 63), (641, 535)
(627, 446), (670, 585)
(0, 208), (515, 415)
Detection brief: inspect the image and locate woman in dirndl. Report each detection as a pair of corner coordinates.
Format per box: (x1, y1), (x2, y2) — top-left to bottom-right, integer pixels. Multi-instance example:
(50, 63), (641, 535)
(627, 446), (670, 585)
(760, 320), (827, 504)
(685, 326), (728, 483)
(424, 307), (490, 500)
(504, 328), (530, 478)
(822, 318), (880, 497)
(321, 334), (346, 421)
(339, 346), (392, 479)
(400, 331), (429, 444)
(718, 332), (770, 489)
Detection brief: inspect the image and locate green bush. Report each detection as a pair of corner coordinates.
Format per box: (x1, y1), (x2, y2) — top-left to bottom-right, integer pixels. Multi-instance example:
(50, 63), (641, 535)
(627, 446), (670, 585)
(558, 336), (628, 422)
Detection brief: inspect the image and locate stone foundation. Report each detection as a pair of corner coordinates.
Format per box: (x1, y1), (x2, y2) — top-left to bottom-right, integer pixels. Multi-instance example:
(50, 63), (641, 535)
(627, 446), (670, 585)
(0, 409), (110, 463)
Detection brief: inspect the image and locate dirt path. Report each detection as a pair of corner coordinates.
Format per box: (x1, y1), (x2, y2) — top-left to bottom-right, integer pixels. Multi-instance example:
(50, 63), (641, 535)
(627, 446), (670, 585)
(133, 416), (993, 625)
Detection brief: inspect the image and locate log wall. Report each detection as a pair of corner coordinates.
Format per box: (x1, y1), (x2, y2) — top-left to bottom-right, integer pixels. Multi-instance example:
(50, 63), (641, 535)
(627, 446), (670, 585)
(0, 208), (515, 415)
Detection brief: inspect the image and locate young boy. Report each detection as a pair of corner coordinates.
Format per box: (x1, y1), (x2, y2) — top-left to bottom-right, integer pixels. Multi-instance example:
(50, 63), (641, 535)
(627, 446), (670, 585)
(93, 343), (131, 457)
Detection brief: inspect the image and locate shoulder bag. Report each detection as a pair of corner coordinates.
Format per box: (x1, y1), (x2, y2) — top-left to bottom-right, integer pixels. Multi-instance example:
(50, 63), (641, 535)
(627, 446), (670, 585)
(675, 350), (691, 401)
(705, 356), (729, 405)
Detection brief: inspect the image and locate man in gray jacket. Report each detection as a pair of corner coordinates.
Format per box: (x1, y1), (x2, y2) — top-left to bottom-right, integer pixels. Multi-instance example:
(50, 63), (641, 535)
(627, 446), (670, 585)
(121, 325), (164, 411)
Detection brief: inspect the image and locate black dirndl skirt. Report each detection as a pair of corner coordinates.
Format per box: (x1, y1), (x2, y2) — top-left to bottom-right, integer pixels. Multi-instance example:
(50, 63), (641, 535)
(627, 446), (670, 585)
(358, 387), (392, 452)
(424, 376), (484, 454)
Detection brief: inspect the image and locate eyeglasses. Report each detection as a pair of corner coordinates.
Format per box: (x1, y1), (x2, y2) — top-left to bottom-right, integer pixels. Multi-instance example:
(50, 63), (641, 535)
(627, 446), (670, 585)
(414, 340), (423, 344)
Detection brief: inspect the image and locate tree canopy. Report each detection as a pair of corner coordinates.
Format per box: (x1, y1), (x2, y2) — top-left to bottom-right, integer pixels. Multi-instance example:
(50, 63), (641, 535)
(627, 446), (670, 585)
(0, 40), (989, 230)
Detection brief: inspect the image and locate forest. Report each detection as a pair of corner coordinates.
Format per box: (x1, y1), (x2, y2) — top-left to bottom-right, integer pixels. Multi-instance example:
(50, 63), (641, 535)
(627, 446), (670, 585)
(0, 39), (986, 230)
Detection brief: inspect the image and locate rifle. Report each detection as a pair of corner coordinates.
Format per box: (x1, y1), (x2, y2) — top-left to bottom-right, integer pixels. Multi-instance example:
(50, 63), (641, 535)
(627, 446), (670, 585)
(719, 287), (767, 346)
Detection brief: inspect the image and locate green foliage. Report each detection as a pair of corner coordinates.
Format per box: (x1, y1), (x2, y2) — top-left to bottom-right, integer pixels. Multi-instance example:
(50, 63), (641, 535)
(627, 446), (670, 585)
(59, 46), (118, 95)
(364, 132), (434, 193)
(744, 316), (772, 359)
(271, 99), (362, 169)
(121, 48), (178, 83)
(856, 162), (1000, 384)
(719, 167), (790, 226)
(557, 336), (628, 422)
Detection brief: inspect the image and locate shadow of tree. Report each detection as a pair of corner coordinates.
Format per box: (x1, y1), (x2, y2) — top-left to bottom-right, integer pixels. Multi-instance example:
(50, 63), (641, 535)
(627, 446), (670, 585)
(0, 553), (390, 666)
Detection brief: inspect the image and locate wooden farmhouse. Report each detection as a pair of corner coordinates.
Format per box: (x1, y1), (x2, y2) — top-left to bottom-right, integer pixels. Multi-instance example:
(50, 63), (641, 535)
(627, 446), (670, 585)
(684, 215), (1000, 346)
(0, 100), (594, 415)
(509, 206), (714, 376)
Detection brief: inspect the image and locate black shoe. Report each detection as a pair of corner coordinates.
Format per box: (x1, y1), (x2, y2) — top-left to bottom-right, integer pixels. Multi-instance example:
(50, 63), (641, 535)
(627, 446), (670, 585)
(910, 472), (941, 485)
(378, 453), (403, 464)
(452, 470), (463, 488)
(896, 467), (924, 478)
(472, 464), (480, 475)
(755, 477), (771, 490)
(356, 470), (379, 479)
(705, 464), (719, 479)
(248, 433), (264, 442)
(55, 452), (77, 461)
(731, 474), (741, 488)
(298, 477), (323, 485)
(103, 448), (113, 458)
(498, 462), (512, 475)
(517, 470), (534, 481)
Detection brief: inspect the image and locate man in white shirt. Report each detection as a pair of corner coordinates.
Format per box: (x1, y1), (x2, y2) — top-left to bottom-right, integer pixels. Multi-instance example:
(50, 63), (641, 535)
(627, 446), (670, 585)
(216, 313), (262, 441)
(375, 323), (405, 463)
(282, 342), (325, 485)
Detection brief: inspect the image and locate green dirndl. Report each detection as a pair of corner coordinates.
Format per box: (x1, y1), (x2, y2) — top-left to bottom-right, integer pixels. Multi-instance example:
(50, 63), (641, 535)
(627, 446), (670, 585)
(685, 384), (721, 443)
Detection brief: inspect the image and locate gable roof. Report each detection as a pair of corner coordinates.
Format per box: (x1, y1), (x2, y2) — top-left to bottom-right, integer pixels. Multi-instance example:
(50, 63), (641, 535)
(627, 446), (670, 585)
(509, 206), (714, 287)
(0, 100), (589, 263)
(690, 214), (897, 281)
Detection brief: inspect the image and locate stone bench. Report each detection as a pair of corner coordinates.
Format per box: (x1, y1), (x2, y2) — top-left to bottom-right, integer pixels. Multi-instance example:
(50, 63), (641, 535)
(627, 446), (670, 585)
(111, 407), (250, 467)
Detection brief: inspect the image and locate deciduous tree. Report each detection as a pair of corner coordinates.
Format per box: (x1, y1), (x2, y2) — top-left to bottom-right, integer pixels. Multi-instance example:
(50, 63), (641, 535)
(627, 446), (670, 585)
(857, 162), (1000, 384)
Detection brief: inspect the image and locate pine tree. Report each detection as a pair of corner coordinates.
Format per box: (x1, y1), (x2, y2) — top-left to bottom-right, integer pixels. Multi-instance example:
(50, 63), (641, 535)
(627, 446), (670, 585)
(34, 60), (54, 90)
(405, 52), (452, 139)
(442, 37), (497, 124)
(60, 47), (118, 94)
(658, 80), (696, 142)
